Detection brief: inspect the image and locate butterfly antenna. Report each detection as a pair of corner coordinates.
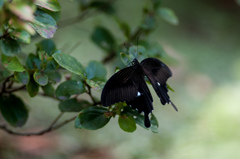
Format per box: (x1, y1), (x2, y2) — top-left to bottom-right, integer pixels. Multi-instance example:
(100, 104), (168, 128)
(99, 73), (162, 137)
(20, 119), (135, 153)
(124, 43), (137, 59)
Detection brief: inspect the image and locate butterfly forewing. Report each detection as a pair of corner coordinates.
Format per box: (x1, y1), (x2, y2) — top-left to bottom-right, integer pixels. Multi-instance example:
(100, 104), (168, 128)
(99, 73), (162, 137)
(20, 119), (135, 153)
(101, 65), (138, 106)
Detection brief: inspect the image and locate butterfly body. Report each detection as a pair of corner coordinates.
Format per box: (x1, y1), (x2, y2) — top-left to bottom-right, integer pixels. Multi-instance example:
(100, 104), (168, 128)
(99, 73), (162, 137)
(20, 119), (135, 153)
(101, 57), (177, 128)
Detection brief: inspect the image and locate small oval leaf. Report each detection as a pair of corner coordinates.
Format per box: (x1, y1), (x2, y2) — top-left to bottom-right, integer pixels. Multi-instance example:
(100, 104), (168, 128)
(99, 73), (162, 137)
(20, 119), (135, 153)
(42, 83), (55, 96)
(55, 80), (85, 100)
(27, 76), (39, 97)
(29, 9), (57, 38)
(0, 95), (28, 127)
(14, 71), (30, 84)
(33, 71), (48, 86)
(75, 106), (110, 130)
(86, 61), (106, 81)
(158, 7), (179, 25)
(118, 115), (137, 133)
(59, 99), (91, 112)
(91, 26), (116, 52)
(0, 39), (21, 56)
(35, 0), (61, 11)
(1, 54), (25, 72)
(53, 53), (86, 77)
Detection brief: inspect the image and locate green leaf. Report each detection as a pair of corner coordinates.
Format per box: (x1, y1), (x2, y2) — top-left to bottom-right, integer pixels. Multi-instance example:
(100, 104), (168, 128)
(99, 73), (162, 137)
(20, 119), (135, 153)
(142, 13), (156, 29)
(152, 0), (162, 10)
(26, 53), (41, 70)
(27, 75), (39, 97)
(150, 114), (159, 133)
(14, 71), (30, 84)
(33, 71), (48, 86)
(43, 9), (61, 22)
(0, 0), (4, 10)
(36, 39), (56, 56)
(75, 106), (110, 130)
(91, 26), (116, 52)
(129, 45), (147, 62)
(59, 99), (91, 112)
(0, 95), (28, 127)
(0, 39), (21, 56)
(29, 9), (57, 38)
(1, 54), (25, 72)
(118, 115), (137, 133)
(74, 116), (83, 129)
(120, 52), (132, 66)
(115, 19), (130, 38)
(86, 61), (106, 81)
(158, 7), (179, 25)
(86, 79), (105, 91)
(45, 70), (61, 83)
(42, 83), (55, 96)
(10, 30), (31, 44)
(8, 2), (35, 21)
(35, 0), (61, 11)
(55, 80), (85, 100)
(167, 83), (175, 92)
(0, 69), (11, 82)
(53, 53), (86, 77)
(123, 106), (159, 133)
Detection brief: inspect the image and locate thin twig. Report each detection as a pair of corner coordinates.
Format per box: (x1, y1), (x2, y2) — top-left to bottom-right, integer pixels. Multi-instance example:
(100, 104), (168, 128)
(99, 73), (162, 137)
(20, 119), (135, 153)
(5, 85), (26, 93)
(85, 82), (96, 105)
(0, 112), (67, 136)
(0, 75), (13, 95)
(52, 115), (77, 130)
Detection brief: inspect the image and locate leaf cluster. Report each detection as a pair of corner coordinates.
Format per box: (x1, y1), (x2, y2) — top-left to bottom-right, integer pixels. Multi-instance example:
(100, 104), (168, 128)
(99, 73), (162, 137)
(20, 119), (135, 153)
(0, 0), (178, 135)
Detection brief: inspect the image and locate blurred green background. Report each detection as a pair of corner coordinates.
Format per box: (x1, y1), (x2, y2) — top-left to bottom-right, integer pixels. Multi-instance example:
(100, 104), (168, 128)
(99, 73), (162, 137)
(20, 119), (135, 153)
(1, 0), (240, 158)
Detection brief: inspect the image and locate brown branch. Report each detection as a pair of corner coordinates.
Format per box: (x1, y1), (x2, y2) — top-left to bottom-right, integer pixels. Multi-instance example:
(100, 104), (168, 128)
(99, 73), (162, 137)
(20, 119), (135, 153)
(5, 85), (26, 93)
(0, 112), (70, 136)
(0, 75), (13, 95)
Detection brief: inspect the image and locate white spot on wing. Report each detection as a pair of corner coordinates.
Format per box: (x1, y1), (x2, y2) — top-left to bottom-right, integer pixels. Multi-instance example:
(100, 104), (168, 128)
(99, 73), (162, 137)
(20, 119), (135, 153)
(157, 82), (161, 86)
(137, 92), (141, 97)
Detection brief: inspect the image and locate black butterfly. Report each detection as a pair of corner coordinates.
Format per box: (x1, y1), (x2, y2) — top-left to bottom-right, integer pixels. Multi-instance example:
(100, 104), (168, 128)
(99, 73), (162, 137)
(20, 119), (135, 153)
(101, 57), (177, 128)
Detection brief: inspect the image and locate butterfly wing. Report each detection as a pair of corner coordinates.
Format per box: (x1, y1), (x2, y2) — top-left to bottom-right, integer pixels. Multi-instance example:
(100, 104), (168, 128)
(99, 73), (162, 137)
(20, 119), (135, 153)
(101, 66), (139, 106)
(140, 58), (178, 111)
(126, 77), (153, 128)
(101, 62), (154, 127)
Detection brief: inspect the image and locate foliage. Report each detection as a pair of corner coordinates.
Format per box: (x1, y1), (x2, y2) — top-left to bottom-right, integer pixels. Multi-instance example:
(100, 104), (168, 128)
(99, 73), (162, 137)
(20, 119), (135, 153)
(0, 0), (178, 135)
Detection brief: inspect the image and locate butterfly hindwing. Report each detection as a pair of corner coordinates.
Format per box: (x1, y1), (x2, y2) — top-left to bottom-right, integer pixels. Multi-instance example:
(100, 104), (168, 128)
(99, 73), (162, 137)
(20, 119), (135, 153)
(140, 58), (178, 111)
